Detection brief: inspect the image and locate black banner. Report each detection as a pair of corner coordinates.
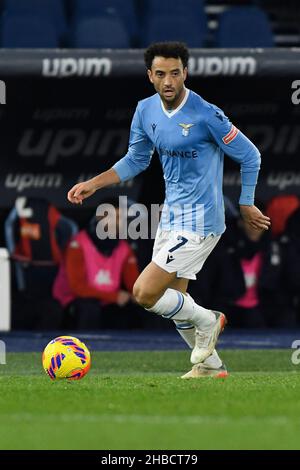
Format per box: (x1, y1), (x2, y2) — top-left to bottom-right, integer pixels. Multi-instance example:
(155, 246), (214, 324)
(0, 49), (300, 78)
(0, 73), (299, 210)
(0, 77), (144, 209)
(0, 450), (296, 463)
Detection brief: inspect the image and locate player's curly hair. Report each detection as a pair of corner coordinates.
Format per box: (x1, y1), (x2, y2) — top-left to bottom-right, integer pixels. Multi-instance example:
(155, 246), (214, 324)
(144, 42), (189, 70)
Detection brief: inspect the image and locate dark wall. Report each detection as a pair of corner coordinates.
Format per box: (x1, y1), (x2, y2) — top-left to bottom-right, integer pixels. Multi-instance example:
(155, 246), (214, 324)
(0, 74), (298, 237)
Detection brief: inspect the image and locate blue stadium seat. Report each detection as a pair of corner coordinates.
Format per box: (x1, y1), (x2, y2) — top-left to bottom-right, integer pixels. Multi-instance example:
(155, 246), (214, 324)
(140, 0), (208, 47)
(216, 6), (275, 48)
(1, 16), (60, 48)
(141, 14), (206, 48)
(145, 0), (205, 16)
(143, 1), (207, 29)
(3, 0), (67, 36)
(73, 0), (138, 41)
(71, 17), (131, 48)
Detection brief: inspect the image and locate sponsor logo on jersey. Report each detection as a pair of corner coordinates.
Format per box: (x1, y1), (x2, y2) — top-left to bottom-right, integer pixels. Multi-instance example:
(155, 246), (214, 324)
(161, 148), (198, 159)
(151, 123), (157, 133)
(222, 125), (239, 144)
(179, 123), (194, 137)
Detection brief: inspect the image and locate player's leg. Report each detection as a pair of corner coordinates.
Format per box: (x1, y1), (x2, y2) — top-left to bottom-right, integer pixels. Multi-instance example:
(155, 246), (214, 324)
(134, 268), (226, 375)
(169, 277), (189, 293)
(168, 277), (197, 346)
(134, 230), (226, 364)
(168, 277), (200, 345)
(170, 276), (192, 341)
(133, 261), (225, 365)
(168, 234), (227, 365)
(133, 261), (218, 331)
(133, 260), (178, 308)
(169, 277), (228, 378)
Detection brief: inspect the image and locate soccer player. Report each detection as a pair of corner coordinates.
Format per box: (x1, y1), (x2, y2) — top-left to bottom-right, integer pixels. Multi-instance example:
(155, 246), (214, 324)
(67, 42), (271, 378)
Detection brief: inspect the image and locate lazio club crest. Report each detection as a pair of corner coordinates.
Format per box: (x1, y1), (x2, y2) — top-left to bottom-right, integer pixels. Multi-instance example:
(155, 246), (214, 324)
(179, 123), (194, 137)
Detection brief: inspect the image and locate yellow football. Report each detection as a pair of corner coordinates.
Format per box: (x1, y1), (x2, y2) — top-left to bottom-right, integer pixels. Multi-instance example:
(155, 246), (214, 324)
(42, 336), (91, 380)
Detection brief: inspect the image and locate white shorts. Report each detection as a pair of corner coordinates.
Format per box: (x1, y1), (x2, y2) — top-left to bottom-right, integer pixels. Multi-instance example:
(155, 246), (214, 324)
(152, 228), (221, 280)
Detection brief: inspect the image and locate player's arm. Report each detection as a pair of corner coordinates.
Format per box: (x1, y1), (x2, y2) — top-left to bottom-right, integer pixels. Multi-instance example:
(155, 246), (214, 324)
(67, 168), (120, 205)
(206, 107), (271, 231)
(68, 105), (154, 205)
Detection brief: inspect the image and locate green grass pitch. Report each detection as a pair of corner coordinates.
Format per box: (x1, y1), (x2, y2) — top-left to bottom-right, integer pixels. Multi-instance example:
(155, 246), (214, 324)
(0, 349), (300, 450)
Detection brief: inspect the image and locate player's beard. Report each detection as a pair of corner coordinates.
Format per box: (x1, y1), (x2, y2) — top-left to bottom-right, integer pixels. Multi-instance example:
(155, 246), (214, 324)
(161, 86), (185, 109)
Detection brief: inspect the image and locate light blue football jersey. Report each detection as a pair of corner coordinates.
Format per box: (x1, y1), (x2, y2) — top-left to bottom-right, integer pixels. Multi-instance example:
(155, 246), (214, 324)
(113, 89), (261, 236)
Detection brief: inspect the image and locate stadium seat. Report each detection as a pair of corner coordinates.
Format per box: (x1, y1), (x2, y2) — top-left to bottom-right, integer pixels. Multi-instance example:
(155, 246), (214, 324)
(0, 16), (60, 48)
(71, 17), (131, 48)
(145, 0), (206, 17)
(72, 0), (138, 42)
(3, 0), (67, 37)
(216, 6), (275, 48)
(141, 14), (207, 48)
(141, 0), (208, 46)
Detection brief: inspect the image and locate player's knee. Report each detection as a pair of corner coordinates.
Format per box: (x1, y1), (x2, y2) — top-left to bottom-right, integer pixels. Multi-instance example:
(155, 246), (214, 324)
(133, 282), (156, 309)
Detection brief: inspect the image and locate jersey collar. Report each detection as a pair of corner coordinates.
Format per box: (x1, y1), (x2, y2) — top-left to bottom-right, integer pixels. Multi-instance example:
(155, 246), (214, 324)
(160, 88), (190, 118)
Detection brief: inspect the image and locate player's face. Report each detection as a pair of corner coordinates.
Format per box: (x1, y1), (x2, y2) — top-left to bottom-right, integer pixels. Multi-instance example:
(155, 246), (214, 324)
(147, 57), (187, 108)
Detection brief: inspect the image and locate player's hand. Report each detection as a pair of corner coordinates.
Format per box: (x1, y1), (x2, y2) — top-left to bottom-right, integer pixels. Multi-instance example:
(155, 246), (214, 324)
(116, 290), (131, 307)
(239, 205), (271, 231)
(67, 180), (96, 204)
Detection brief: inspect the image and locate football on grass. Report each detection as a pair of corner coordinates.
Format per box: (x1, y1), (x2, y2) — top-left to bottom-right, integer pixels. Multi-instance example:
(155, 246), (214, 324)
(42, 336), (91, 381)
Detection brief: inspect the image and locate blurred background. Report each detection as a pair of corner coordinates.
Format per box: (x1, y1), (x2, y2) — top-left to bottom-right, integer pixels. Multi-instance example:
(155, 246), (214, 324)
(0, 0), (300, 334)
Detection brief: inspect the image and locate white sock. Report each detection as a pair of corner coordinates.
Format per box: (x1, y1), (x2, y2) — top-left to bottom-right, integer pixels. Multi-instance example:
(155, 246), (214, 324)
(146, 288), (215, 330)
(174, 320), (195, 348)
(174, 320), (223, 368)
